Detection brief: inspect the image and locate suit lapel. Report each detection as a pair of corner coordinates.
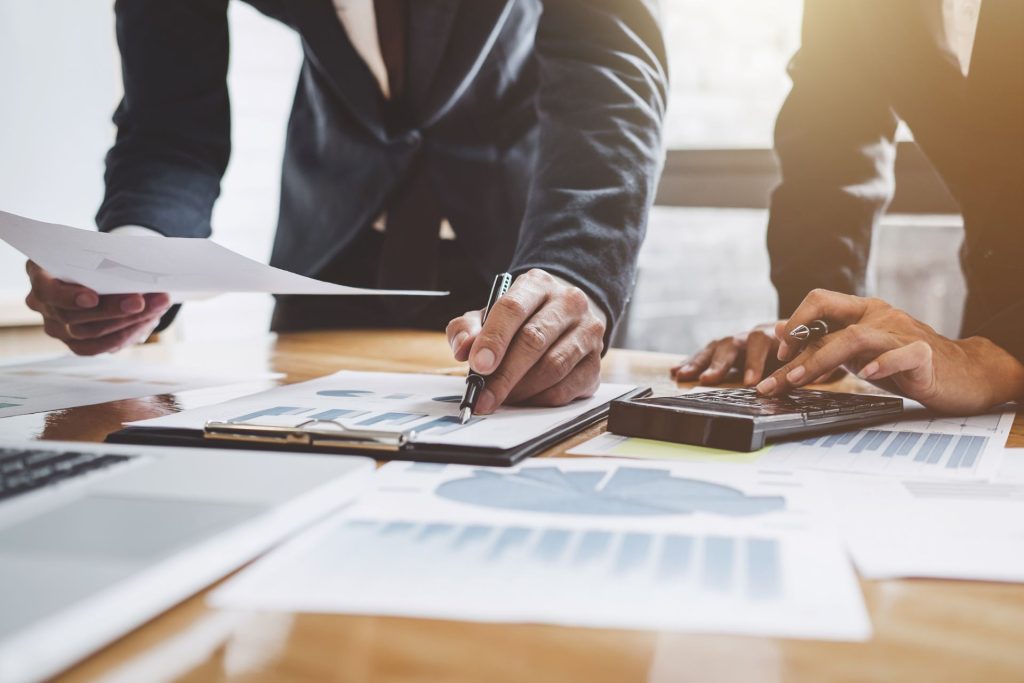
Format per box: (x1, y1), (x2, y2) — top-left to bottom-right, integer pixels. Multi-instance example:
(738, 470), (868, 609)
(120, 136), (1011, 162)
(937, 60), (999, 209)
(407, 0), (460, 115)
(413, 0), (514, 127)
(288, 0), (388, 141)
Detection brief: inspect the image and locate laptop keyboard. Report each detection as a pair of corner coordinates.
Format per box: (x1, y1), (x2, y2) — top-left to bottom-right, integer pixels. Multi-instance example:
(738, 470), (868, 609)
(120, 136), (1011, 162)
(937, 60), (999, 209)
(0, 447), (135, 502)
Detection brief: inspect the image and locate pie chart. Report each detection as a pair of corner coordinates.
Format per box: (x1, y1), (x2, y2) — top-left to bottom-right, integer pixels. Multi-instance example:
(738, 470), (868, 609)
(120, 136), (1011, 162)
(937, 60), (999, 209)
(435, 466), (785, 517)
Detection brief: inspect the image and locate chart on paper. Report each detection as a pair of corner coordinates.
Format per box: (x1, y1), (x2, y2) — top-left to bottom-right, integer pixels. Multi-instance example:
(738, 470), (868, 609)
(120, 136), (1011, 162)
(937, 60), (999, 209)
(211, 459), (870, 641)
(760, 408), (1015, 480)
(0, 356), (276, 419)
(129, 371), (637, 449)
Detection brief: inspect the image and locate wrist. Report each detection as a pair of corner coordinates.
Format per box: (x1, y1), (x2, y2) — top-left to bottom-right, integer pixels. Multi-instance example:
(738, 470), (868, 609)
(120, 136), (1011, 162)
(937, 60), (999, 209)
(958, 336), (1024, 407)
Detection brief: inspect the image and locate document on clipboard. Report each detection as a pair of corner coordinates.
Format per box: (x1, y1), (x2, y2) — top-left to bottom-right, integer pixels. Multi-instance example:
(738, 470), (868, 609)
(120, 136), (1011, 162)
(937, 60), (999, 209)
(107, 371), (647, 466)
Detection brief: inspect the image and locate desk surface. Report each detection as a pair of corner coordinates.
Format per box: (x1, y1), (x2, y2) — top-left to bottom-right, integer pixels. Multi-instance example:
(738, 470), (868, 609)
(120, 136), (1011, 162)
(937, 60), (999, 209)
(2, 329), (1022, 683)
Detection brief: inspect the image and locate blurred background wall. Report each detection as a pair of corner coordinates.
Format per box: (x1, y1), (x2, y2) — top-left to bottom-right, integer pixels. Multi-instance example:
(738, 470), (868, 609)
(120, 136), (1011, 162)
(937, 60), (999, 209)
(0, 0), (966, 355)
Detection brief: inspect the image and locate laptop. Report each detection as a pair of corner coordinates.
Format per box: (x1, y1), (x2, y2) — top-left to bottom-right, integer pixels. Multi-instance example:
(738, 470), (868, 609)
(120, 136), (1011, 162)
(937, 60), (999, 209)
(0, 439), (375, 683)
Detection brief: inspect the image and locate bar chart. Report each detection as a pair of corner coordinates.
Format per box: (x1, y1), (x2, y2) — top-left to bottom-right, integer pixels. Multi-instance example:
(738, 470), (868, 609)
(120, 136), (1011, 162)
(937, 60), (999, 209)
(763, 422), (1007, 479)
(326, 518), (784, 600)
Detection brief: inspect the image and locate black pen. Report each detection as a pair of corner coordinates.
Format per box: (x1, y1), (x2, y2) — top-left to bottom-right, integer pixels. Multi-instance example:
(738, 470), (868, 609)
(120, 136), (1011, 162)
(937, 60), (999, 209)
(789, 319), (829, 343)
(459, 272), (513, 424)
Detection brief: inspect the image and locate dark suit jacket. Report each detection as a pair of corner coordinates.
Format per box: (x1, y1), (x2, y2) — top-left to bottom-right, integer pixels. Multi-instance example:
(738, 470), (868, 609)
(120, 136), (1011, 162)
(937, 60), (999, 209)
(96, 0), (668, 336)
(768, 0), (1024, 361)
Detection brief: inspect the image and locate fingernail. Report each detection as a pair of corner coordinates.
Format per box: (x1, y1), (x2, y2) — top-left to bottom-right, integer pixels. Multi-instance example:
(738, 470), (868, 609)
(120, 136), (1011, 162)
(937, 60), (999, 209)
(451, 331), (468, 355)
(76, 293), (98, 308)
(786, 365), (806, 383)
(756, 377), (777, 395)
(476, 389), (496, 414)
(859, 362), (880, 379)
(744, 369), (755, 385)
(121, 296), (144, 314)
(777, 341), (789, 361)
(680, 363), (695, 373)
(472, 348), (496, 373)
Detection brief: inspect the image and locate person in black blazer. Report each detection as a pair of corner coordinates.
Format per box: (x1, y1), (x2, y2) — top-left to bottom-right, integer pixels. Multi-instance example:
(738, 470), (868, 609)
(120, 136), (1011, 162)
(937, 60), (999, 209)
(675, 0), (1023, 413)
(25, 0), (668, 412)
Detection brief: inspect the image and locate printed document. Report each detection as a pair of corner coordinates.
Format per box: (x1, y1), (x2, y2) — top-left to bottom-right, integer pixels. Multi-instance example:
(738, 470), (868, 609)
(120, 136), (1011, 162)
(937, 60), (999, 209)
(210, 459), (871, 641)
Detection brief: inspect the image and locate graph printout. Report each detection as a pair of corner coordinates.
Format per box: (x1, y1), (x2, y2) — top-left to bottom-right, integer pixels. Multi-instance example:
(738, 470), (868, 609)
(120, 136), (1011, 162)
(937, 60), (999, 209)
(759, 408), (1015, 480)
(0, 355), (274, 418)
(211, 459), (870, 641)
(128, 371), (637, 450)
(827, 474), (1024, 581)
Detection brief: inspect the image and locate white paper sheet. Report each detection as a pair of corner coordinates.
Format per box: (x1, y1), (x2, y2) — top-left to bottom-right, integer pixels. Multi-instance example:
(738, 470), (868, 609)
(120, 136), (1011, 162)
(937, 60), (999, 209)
(210, 459), (871, 641)
(127, 371), (637, 450)
(0, 210), (443, 298)
(827, 473), (1024, 582)
(0, 355), (279, 418)
(761, 408), (1014, 480)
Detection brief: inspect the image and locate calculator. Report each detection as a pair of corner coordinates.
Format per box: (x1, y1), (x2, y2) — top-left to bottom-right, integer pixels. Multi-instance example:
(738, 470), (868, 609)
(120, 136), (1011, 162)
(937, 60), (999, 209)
(607, 388), (904, 452)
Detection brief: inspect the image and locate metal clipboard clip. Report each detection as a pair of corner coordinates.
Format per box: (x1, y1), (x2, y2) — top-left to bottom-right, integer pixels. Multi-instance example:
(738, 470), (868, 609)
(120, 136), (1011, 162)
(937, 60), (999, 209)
(203, 414), (411, 452)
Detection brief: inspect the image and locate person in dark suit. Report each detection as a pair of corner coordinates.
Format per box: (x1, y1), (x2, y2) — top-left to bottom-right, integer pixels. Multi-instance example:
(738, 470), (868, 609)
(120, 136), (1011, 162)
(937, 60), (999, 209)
(24, 0), (668, 412)
(675, 0), (1023, 413)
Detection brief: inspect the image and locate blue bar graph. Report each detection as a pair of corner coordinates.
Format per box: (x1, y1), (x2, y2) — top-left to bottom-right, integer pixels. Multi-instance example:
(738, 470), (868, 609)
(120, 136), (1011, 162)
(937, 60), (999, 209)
(488, 527), (531, 560)
(230, 406), (304, 422)
(897, 432), (922, 456)
(573, 530), (613, 566)
(927, 435), (953, 464)
(310, 408), (367, 421)
(614, 533), (652, 576)
(657, 535), (694, 580)
(534, 529), (572, 562)
(883, 431), (912, 457)
(414, 416), (477, 436)
(947, 436), (971, 468)
(746, 538), (782, 600)
(329, 521), (786, 608)
(702, 537), (736, 593)
(358, 412), (425, 426)
(913, 434), (942, 462)
(961, 436), (985, 468)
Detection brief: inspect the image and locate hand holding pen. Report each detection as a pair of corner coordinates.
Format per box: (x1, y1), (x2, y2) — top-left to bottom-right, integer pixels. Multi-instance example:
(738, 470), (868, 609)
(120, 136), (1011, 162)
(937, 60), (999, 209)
(753, 289), (1024, 414)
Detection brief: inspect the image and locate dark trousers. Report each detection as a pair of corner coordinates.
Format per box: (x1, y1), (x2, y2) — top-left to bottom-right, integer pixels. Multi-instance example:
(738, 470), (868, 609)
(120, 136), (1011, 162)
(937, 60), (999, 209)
(271, 229), (490, 332)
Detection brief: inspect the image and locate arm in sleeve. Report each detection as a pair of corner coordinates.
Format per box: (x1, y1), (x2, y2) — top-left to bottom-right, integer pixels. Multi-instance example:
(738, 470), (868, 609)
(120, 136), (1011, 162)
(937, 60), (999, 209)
(96, 0), (231, 238)
(509, 0), (668, 342)
(768, 0), (900, 317)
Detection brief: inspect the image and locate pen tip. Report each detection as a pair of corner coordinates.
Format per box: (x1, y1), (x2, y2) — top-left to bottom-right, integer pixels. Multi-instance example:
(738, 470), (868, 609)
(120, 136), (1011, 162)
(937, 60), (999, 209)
(789, 324), (809, 340)
(459, 407), (472, 425)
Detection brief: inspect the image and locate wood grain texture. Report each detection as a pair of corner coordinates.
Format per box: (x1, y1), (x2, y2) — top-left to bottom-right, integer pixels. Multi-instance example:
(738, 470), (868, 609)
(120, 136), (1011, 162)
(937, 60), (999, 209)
(0, 328), (1020, 682)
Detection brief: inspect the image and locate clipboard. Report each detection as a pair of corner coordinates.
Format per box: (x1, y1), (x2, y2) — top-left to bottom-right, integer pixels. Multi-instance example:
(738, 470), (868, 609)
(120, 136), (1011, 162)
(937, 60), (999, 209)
(105, 386), (653, 467)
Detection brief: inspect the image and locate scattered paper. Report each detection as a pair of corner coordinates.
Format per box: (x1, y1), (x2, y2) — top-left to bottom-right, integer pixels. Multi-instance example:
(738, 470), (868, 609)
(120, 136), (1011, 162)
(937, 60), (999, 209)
(575, 404), (1013, 480)
(210, 459), (871, 641)
(827, 473), (1024, 582)
(127, 371), (637, 450)
(0, 210), (444, 298)
(761, 408), (1014, 480)
(0, 355), (278, 418)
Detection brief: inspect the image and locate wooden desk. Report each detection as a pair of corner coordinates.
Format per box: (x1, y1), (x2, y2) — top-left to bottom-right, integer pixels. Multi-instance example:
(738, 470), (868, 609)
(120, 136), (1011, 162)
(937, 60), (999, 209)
(2, 329), (1022, 682)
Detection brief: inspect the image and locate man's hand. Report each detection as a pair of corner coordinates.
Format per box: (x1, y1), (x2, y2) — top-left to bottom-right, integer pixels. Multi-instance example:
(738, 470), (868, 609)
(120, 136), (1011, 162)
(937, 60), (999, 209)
(445, 269), (606, 413)
(672, 323), (781, 387)
(25, 261), (172, 355)
(754, 289), (1024, 413)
